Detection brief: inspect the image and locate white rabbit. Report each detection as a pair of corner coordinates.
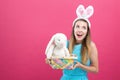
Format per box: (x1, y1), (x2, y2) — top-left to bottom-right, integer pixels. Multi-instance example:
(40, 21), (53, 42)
(45, 33), (70, 59)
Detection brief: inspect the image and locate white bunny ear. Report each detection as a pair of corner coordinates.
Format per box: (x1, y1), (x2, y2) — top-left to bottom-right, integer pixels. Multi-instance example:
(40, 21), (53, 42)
(76, 5), (85, 18)
(76, 5), (94, 19)
(73, 4), (94, 27)
(85, 5), (94, 18)
(45, 34), (56, 55)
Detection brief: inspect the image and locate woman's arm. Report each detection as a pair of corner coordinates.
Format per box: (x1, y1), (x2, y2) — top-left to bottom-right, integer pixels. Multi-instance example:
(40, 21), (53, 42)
(73, 42), (99, 73)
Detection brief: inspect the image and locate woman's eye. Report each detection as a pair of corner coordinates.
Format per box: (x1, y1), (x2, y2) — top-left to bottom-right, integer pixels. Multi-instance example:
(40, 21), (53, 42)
(83, 26), (86, 29)
(76, 25), (79, 28)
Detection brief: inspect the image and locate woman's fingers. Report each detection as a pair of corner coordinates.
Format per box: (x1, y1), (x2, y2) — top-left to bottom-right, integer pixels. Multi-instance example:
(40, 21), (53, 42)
(45, 58), (51, 64)
(73, 61), (81, 69)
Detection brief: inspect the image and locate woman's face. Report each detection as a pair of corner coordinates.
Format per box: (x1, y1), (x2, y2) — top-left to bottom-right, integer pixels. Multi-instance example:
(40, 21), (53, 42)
(74, 20), (88, 43)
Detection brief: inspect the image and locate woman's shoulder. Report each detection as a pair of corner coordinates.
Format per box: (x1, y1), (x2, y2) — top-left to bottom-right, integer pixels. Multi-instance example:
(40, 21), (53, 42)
(90, 41), (96, 48)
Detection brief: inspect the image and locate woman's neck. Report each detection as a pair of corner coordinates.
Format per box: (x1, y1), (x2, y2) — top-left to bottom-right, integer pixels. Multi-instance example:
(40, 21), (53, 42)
(76, 40), (82, 44)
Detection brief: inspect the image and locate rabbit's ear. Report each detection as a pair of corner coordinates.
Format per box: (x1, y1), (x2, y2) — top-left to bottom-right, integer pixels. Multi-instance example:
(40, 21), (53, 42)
(76, 5), (85, 18)
(86, 5), (94, 18)
(45, 34), (56, 55)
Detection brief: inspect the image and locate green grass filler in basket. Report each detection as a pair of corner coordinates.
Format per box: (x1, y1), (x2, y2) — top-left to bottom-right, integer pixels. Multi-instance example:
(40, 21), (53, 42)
(48, 55), (77, 69)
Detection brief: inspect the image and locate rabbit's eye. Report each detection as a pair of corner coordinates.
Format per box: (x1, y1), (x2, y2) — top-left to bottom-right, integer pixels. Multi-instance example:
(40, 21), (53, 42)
(58, 39), (60, 41)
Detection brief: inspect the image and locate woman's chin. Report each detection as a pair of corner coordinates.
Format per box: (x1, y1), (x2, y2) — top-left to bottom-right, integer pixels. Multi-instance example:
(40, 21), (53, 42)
(76, 37), (83, 41)
(76, 36), (85, 41)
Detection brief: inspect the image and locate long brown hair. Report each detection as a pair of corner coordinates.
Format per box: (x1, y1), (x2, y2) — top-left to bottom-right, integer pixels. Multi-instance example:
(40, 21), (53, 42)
(68, 19), (91, 65)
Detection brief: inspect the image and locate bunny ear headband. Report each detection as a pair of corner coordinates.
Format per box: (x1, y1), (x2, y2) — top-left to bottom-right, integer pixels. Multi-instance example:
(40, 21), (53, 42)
(73, 5), (94, 27)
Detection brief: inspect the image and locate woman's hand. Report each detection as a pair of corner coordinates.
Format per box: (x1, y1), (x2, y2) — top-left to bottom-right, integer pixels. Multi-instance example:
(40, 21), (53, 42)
(66, 61), (82, 70)
(72, 61), (82, 69)
(45, 58), (51, 64)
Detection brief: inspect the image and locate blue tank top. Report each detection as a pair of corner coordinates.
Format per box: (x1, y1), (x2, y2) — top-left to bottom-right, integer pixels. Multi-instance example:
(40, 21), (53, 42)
(60, 42), (91, 80)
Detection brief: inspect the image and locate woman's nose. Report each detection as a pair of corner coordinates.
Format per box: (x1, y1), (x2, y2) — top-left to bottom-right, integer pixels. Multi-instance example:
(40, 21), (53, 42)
(78, 28), (82, 31)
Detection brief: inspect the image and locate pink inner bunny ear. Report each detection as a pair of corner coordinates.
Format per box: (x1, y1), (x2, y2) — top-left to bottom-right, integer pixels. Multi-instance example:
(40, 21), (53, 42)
(86, 8), (92, 15)
(78, 8), (84, 15)
(86, 6), (94, 18)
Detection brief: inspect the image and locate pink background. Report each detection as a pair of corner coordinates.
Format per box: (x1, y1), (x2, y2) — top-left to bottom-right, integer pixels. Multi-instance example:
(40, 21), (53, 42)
(0, 0), (120, 80)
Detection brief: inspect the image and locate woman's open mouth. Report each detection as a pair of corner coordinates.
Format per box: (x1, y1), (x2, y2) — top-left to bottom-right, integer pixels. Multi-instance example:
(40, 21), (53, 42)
(77, 34), (83, 38)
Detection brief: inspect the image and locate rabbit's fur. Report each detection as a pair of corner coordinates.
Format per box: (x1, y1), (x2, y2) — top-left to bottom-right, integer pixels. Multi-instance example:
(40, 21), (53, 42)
(45, 33), (70, 58)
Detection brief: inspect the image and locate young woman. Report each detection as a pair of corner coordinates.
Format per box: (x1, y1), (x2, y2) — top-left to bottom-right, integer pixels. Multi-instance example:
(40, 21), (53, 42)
(60, 19), (99, 80)
(45, 4), (98, 80)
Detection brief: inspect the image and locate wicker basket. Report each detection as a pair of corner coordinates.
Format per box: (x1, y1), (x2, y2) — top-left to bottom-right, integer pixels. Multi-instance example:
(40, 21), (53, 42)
(48, 55), (77, 69)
